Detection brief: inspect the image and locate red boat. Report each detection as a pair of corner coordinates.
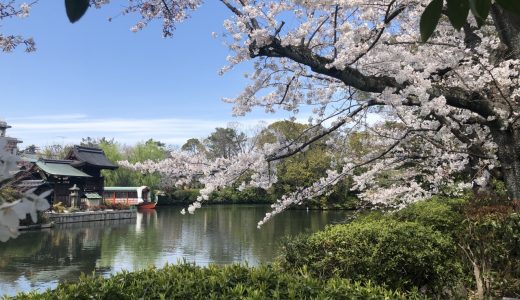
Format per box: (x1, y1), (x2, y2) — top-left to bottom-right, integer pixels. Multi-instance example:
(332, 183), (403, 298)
(137, 201), (157, 209)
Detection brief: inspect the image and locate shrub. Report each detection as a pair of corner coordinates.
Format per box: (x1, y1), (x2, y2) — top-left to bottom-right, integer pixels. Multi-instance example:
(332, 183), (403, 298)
(104, 202), (130, 210)
(391, 196), (466, 233)
(10, 263), (418, 300)
(458, 210), (520, 298)
(279, 218), (463, 294)
(52, 202), (66, 213)
(160, 189), (201, 205)
(210, 186), (272, 204)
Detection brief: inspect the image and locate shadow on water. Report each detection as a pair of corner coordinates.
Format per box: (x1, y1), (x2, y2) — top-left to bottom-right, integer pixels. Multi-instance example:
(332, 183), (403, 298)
(0, 205), (352, 296)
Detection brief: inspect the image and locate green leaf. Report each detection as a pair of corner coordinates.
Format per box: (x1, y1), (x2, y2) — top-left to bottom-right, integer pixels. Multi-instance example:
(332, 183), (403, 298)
(469, 0), (491, 27)
(496, 0), (520, 15)
(447, 0), (470, 30)
(420, 0), (444, 42)
(65, 0), (89, 23)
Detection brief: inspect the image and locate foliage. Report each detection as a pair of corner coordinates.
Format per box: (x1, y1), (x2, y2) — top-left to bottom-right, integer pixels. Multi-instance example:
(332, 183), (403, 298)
(98, 140), (135, 187)
(259, 121), (359, 209)
(278, 217), (463, 294)
(65, 0), (89, 23)
(181, 138), (206, 155)
(210, 186), (271, 204)
(205, 127), (247, 159)
(99, 139), (168, 190)
(160, 189), (201, 205)
(9, 263), (417, 300)
(51, 202), (66, 213)
(0, 187), (20, 203)
(38, 144), (72, 160)
(271, 145), (331, 197)
(420, 0), (520, 41)
(256, 121), (310, 146)
(455, 195), (520, 298)
(391, 196), (467, 232)
(103, 202), (130, 210)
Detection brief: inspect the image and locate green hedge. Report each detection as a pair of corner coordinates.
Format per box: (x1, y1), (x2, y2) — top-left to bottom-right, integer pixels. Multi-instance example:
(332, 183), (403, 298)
(10, 264), (418, 300)
(159, 187), (273, 205)
(279, 218), (463, 294)
(158, 189), (201, 205)
(209, 187), (272, 204)
(391, 196), (466, 233)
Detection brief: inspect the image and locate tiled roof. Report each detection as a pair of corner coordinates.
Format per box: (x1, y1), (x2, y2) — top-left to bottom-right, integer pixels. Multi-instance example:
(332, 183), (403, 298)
(36, 160), (91, 177)
(68, 146), (118, 169)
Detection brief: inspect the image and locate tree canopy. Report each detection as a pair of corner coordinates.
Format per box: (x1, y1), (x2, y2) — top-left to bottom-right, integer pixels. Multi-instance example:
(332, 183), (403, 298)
(113, 0), (520, 227)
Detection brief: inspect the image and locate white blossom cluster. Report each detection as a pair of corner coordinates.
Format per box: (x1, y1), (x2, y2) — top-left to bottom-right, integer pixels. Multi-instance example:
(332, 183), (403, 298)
(120, 143), (277, 216)
(0, 1), (36, 52)
(0, 139), (50, 242)
(91, 0), (201, 37)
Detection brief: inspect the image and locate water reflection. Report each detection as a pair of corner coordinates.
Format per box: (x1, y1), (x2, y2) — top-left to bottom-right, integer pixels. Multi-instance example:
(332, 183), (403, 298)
(0, 205), (351, 296)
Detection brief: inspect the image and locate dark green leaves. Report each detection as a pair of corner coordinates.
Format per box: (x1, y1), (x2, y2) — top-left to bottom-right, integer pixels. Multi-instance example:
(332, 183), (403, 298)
(469, 0), (491, 27)
(447, 0), (470, 30)
(420, 0), (443, 42)
(496, 0), (520, 15)
(420, 0), (520, 41)
(65, 0), (89, 23)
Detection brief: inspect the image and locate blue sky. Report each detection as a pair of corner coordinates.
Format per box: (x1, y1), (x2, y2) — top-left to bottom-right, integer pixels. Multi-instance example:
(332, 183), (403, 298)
(0, 1), (289, 147)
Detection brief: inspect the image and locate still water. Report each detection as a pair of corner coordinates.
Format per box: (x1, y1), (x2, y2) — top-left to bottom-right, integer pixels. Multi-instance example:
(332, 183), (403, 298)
(0, 205), (352, 296)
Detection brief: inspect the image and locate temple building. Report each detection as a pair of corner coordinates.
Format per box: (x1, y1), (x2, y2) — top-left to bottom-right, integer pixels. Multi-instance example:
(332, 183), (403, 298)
(1, 120), (118, 208)
(31, 146), (118, 207)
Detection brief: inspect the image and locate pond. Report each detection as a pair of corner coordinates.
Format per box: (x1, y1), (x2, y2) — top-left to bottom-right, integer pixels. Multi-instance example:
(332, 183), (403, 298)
(0, 205), (353, 297)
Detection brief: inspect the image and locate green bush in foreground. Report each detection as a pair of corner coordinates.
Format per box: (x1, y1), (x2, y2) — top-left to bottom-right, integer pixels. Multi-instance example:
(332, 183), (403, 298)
(9, 264), (419, 300)
(279, 218), (463, 295)
(391, 196), (466, 233)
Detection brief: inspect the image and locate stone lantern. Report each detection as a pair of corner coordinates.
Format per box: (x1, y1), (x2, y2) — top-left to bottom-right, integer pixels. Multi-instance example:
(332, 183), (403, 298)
(69, 184), (80, 208)
(0, 120), (11, 137)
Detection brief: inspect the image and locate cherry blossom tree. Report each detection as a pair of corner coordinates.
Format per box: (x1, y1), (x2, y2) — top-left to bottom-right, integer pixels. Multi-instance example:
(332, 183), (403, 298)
(115, 0), (520, 227)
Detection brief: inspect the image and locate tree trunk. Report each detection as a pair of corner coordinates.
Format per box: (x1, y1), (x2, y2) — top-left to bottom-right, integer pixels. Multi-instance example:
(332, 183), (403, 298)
(473, 260), (485, 300)
(491, 4), (520, 60)
(490, 126), (520, 201)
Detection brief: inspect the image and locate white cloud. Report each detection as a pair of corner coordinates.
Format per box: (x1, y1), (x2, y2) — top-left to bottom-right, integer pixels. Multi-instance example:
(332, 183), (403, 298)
(7, 115), (280, 147)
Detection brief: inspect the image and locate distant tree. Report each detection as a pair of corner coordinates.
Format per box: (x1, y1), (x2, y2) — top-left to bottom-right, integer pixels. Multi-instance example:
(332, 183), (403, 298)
(181, 138), (206, 155)
(98, 141), (135, 187)
(257, 121), (309, 146)
(80, 137), (115, 148)
(258, 121), (333, 199)
(38, 144), (72, 160)
(130, 139), (167, 163)
(19, 144), (39, 155)
(205, 127), (247, 159)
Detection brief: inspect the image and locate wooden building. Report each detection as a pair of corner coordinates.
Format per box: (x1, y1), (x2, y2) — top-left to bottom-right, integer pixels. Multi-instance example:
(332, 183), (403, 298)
(65, 146), (118, 196)
(28, 146), (118, 207)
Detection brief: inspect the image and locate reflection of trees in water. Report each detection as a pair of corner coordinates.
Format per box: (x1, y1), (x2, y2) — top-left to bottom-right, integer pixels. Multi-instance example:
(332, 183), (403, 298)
(164, 205), (350, 265)
(0, 218), (137, 290)
(97, 210), (163, 271)
(0, 228), (100, 285)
